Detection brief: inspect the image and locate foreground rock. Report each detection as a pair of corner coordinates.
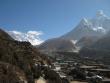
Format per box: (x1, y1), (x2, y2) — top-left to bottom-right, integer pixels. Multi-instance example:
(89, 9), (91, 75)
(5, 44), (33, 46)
(0, 61), (27, 83)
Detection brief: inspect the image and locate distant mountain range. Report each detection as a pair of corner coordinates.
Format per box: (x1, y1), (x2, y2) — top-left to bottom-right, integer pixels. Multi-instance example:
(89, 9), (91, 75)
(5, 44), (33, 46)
(7, 30), (43, 45)
(38, 10), (110, 52)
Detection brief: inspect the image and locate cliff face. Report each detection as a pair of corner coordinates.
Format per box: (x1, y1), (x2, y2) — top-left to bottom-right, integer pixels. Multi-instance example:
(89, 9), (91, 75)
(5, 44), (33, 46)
(0, 29), (51, 83)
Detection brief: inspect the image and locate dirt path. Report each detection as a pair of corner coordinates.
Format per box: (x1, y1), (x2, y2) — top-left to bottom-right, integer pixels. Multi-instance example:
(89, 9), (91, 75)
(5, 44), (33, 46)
(71, 81), (88, 83)
(35, 77), (46, 83)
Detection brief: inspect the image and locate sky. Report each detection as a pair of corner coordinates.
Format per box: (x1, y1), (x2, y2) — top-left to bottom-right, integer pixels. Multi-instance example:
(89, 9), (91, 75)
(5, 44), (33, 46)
(0, 0), (110, 41)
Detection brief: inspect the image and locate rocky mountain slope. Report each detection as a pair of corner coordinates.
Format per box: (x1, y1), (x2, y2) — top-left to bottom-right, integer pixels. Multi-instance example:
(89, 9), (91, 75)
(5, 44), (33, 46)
(91, 32), (110, 50)
(0, 29), (51, 83)
(80, 31), (110, 64)
(38, 38), (76, 52)
(0, 61), (27, 83)
(76, 36), (100, 48)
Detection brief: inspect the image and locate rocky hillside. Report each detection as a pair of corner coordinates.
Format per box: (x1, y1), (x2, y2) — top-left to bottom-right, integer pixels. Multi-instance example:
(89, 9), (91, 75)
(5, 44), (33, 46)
(80, 31), (110, 65)
(0, 28), (14, 40)
(0, 61), (27, 83)
(76, 36), (100, 48)
(38, 38), (76, 52)
(0, 29), (51, 83)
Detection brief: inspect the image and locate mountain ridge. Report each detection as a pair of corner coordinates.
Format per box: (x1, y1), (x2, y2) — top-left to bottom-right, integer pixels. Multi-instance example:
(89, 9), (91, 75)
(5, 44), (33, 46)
(38, 10), (110, 52)
(61, 10), (110, 40)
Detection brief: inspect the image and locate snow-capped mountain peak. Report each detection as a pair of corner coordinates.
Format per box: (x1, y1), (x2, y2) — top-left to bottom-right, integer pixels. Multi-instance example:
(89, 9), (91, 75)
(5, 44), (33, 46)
(95, 10), (109, 20)
(38, 10), (110, 52)
(79, 18), (92, 27)
(80, 18), (88, 24)
(7, 31), (43, 45)
(61, 10), (110, 40)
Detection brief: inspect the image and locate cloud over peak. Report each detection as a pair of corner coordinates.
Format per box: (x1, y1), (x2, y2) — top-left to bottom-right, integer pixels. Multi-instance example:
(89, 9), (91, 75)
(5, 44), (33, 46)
(8, 30), (43, 45)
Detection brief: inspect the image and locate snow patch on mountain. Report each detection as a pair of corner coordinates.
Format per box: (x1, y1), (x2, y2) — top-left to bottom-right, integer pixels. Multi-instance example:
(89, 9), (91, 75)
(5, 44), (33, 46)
(92, 27), (106, 33)
(8, 30), (43, 45)
(71, 40), (77, 44)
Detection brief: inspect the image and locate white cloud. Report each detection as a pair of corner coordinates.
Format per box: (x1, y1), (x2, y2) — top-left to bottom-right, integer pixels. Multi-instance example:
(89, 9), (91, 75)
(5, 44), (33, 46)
(7, 30), (44, 45)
